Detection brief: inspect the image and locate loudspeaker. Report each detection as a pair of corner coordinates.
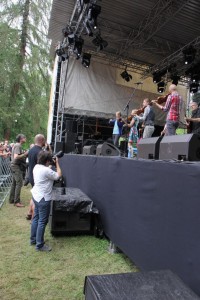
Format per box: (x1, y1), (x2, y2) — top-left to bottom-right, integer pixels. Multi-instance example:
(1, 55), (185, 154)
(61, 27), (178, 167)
(55, 141), (65, 153)
(159, 133), (200, 161)
(49, 187), (94, 235)
(65, 132), (76, 153)
(65, 120), (77, 133)
(96, 142), (120, 156)
(137, 136), (163, 159)
(84, 270), (199, 300)
(83, 145), (96, 155)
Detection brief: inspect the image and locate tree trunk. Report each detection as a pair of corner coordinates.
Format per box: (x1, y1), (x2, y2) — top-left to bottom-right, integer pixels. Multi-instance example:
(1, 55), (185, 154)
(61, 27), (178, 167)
(4, 0), (30, 139)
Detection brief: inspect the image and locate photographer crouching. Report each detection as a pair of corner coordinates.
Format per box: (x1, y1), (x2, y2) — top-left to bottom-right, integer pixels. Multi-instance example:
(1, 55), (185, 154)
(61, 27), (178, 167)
(30, 151), (62, 252)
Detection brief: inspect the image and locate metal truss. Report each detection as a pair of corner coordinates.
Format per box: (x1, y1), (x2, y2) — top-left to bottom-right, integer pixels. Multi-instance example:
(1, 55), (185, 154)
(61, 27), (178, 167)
(117, 0), (191, 59)
(142, 36), (200, 79)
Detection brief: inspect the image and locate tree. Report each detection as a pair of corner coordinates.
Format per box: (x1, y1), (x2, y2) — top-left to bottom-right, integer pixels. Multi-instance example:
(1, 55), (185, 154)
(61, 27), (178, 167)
(0, 0), (52, 143)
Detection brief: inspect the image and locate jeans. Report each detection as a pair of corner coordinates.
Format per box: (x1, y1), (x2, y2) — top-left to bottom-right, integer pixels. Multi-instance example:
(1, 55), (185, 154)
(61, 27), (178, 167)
(166, 120), (179, 136)
(30, 198), (51, 249)
(143, 126), (154, 138)
(112, 134), (120, 147)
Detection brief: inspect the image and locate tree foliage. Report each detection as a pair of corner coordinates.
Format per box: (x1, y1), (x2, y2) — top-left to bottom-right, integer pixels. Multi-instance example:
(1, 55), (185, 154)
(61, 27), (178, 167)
(0, 0), (52, 143)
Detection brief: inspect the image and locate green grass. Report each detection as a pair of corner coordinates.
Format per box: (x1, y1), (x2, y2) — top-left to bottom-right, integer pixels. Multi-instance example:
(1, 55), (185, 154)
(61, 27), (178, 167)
(0, 187), (138, 300)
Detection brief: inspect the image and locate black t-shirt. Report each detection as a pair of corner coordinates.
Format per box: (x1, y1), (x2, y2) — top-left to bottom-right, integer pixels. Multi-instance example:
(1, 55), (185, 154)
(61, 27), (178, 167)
(191, 108), (200, 136)
(28, 145), (42, 186)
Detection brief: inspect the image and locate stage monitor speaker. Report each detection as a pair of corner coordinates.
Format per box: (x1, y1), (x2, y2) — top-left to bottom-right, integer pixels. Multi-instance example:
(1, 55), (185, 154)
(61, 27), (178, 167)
(159, 133), (200, 161)
(66, 120), (77, 133)
(137, 136), (163, 159)
(65, 132), (76, 153)
(84, 270), (199, 300)
(96, 142), (120, 156)
(55, 141), (64, 153)
(83, 145), (96, 155)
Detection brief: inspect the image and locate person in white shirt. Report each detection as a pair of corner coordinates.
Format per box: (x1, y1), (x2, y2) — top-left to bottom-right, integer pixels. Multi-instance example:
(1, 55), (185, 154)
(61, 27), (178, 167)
(30, 151), (62, 251)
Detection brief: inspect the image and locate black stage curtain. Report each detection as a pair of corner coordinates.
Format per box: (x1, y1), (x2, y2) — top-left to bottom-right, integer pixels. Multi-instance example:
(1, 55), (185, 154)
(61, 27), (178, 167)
(59, 154), (200, 295)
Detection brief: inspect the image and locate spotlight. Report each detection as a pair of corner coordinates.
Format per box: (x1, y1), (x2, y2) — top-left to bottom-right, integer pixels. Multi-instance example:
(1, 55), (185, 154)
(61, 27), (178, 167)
(191, 74), (200, 83)
(87, 4), (101, 29)
(62, 27), (75, 44)
(153, 72), (161, 83)
(183, 45), (196, 65)
(74, 36), (84, 59)
(120, 69), (132, 82)
(82, 53), (91, 68)
(190, 82), (199, 93)
(171, 75), (180, 85)
(157, 81), (165, 93)
(55, 46), (69, 60)
(92, 35), (108, 51)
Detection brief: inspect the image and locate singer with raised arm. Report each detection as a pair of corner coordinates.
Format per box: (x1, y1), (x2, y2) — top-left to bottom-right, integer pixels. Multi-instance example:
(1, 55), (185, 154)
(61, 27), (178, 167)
(137, 98), (155, 138)
(152, 84), (182, 136)
(109, 111), (124, 147)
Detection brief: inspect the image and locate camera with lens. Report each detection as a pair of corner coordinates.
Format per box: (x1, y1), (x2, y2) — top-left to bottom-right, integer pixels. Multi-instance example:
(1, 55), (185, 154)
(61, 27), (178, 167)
(51, 151), (64, 165)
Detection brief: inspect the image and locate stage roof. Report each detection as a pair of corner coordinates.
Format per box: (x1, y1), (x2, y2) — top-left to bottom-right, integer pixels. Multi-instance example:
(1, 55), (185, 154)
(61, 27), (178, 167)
(48, 0), (200, 78)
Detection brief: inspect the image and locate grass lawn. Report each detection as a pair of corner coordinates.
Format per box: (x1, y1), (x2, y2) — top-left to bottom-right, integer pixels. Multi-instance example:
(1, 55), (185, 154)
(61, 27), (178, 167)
(0, 186), (138, 300)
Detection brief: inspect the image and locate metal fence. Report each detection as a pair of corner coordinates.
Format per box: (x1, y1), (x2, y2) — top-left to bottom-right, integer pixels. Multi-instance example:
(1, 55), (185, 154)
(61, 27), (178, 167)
(0, 157), (12, 208)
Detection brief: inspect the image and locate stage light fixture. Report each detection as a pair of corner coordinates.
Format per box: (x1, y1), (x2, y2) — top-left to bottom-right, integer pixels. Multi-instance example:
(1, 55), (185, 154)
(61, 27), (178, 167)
(190, 82), (199, 93)
(73, 36), (84, 59)
(120, 68), (132, 82)
(183, 45), (196, 65)
(82, 53), (91, 68)
(87, 4), (101, 29)
(157, 81), (165, 93)
(171, 75), (180, 85)
(191, 74), (200, 83)
(153, 72), (162, 83)
(92, 35), (108, 51)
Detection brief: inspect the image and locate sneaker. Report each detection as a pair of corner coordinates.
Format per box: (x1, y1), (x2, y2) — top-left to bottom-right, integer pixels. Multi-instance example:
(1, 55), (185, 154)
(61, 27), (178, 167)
(36, 245), (52, 252)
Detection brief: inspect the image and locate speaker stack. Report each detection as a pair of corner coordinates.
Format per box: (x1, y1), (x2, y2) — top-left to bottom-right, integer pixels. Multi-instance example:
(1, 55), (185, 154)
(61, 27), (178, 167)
(159, 133), (200, 161)
(137, 136), (163, 159)
(137, 133), (200, 161)
(96, 142), (120, 156)
(82, 145), (96, 155)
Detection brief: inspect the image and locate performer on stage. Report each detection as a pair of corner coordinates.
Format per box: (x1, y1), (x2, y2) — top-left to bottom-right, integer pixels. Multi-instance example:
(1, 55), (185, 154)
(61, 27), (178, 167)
(109, 111), (124, 147)
(152, 84), (182, 136)
(185, 102), (200, 136)
(137, 98), (155, 138)
(123, 109), (139, 158)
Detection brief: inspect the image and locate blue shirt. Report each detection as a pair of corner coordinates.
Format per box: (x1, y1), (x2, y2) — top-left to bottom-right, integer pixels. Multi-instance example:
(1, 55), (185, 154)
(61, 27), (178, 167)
(113, 120), (120, 134)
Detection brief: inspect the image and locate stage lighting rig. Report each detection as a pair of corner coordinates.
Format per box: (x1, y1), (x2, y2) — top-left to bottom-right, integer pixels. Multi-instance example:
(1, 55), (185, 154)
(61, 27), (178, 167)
(73, 36), (84, 59)
(171, 74), (180, 85)
(157, 81), (165, 93)
(190, 82), (199, 93)
(120, 67), (132, 82)
(87, 4), (101, 30)
(153, 72), (162, 83)
(82, 53), (91, 68)
(183, 45), (196, 65)
(92, 34), (108, 51)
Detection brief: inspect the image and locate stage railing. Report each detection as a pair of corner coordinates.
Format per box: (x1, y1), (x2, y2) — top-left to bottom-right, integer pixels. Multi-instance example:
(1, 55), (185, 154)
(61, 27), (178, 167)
(0, 157), (12, 208)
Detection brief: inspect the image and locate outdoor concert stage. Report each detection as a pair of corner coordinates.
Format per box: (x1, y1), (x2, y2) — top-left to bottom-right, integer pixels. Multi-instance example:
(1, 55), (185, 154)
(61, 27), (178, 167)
(59, 154), (200, 296)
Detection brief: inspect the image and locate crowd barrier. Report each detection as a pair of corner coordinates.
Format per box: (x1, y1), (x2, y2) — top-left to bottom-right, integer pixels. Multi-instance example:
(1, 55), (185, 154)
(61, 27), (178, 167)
(0, 157), (12, 208)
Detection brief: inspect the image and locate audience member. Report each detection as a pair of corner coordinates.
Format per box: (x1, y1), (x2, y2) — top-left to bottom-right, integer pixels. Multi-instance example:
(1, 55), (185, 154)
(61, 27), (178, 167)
(9, 134), (28, 207)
